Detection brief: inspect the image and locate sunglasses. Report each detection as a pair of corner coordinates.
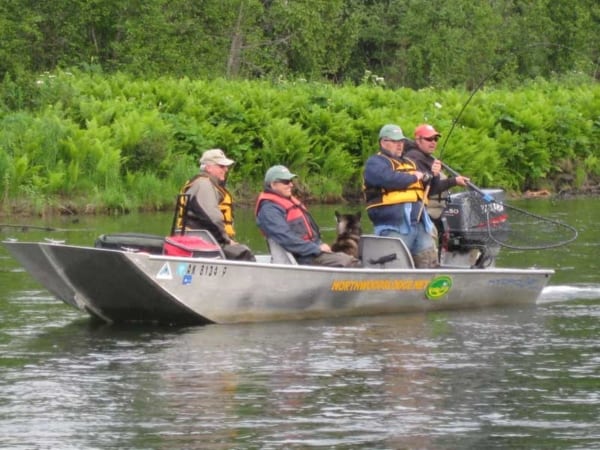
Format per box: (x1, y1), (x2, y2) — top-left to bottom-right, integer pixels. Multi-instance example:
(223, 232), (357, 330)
(275, 179), (293, 185)
(421, 136), (440, 142)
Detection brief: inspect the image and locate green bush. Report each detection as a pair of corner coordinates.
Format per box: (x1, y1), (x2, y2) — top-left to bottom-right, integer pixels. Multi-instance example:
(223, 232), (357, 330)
(0, 70), (598, 215)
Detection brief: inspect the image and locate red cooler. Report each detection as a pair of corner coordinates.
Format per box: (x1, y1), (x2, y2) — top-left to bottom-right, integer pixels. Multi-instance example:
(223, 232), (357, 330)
(163, 235), (223, 258)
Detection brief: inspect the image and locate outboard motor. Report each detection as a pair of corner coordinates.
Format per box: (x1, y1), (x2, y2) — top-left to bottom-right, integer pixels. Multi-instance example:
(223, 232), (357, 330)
(438, 189), (509, 268)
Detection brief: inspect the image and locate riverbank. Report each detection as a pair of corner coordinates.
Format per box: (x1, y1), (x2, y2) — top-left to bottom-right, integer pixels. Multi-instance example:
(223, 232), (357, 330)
(2, 184), (599, 220)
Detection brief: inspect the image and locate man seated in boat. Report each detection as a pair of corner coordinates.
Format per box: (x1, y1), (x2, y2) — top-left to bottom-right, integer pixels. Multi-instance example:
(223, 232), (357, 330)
(174, 149), (255, 261)
(255, 165), (360, 267)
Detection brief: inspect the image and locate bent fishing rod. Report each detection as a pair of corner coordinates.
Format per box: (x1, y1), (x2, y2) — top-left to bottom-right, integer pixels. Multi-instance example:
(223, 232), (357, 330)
(428, 155), (578, 250)
(437, 42), (599, 160)
(424, 44), (585, 250)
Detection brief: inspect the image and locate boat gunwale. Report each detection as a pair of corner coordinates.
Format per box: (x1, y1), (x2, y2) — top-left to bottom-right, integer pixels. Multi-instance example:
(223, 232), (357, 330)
(3, 240), (555, 276)
(141, 249), (555, 275)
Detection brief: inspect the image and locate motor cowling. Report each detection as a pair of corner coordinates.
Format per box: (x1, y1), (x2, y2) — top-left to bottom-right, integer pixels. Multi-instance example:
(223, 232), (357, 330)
(438, 189), (509, 267)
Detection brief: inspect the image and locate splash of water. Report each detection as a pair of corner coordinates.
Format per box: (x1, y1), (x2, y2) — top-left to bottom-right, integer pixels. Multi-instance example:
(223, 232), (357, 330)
(538, 284), (600, 304)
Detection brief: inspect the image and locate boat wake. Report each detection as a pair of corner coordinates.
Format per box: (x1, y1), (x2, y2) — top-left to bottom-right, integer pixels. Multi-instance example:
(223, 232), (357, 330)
(538, 284), (600, 304)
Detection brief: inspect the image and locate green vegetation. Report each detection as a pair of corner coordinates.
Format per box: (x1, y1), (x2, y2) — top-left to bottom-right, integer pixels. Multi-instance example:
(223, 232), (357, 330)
(0, 0), (598, 215)
(1, 0), (599, 88)
(1, 71), (598, 215)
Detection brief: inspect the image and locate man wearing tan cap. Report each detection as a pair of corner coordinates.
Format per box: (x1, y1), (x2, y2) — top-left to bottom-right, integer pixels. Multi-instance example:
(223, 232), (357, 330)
(175, 148), (255, 261)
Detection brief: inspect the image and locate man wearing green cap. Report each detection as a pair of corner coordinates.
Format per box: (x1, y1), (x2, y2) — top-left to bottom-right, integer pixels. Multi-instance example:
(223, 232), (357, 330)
(362, 124), (440, 268)
(255, 165), (360, 267)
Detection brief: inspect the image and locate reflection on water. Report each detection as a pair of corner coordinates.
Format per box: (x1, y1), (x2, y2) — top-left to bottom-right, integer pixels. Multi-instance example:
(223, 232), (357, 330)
(1, 198), (599, 448)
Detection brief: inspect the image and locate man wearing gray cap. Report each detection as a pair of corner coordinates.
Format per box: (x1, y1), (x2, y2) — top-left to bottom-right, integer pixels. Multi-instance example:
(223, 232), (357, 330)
(175, 148), (255, 261)
(255, 165), (359, 267)
(362, 124), (439, 268)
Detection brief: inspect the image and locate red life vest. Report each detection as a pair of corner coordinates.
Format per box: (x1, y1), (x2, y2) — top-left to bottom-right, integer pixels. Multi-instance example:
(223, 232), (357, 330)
(255, 192), (315, 241)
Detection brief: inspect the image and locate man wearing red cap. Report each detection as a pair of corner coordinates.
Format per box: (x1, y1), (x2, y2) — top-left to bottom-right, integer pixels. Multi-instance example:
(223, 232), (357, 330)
(404, 124), (469, 258)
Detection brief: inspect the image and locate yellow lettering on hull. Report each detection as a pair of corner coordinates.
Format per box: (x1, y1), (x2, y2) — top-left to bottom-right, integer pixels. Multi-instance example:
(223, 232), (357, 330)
(330, 279), (429, 292)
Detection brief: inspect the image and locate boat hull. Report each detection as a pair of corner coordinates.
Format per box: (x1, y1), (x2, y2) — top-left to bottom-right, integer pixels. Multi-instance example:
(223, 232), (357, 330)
(3, 241), (553, 325)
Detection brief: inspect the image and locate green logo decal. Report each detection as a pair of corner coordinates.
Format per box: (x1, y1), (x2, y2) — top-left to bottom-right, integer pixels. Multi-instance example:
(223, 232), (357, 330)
(425, 275), (453, 300)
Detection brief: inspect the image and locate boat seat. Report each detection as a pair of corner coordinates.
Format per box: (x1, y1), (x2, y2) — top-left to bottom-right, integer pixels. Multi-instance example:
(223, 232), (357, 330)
(94, 233), (165, 254)
(359, 234), (415, 269)
(267, 239), (298, 265)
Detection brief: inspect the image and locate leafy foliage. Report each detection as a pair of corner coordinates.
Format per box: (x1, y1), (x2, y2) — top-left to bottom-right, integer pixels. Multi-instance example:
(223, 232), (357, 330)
(1, 0), (599, 89)
(0, 71), (598, 214)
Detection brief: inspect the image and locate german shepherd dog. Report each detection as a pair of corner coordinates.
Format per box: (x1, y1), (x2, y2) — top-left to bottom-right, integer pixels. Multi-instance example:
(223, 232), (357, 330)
(331, 210), (362, 258)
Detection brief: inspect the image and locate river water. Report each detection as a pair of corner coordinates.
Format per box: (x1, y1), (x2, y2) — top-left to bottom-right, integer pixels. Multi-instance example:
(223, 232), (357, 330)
(1, 198), (598, 449)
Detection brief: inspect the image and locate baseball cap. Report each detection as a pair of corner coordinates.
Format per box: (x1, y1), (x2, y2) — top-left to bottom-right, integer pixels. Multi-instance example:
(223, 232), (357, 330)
(199, 149), (235, 166)
(264, 165), (297, 184)
(378, 124), (405, 141)
(414, 124), (441, 138)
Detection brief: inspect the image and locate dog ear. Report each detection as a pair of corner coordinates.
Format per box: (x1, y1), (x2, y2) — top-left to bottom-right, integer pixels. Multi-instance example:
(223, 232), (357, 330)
(334, 210), (341, 221)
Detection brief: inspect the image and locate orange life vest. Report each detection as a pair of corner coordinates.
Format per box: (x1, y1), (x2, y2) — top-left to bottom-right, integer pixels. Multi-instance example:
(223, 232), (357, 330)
(255, 192), (315, 241)
(175, 173), (235, 238)
(363, 153), (427, 210)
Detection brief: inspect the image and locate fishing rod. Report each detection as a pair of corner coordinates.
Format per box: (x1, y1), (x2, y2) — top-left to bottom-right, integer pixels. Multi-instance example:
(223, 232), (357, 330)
(437, 42), (599, 160)
(425, 43), (589, 250)
(437, 68), (494, 160)
(0, 224), (93, 232)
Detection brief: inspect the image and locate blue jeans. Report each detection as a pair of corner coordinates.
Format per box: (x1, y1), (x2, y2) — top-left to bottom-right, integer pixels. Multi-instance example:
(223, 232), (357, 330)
(378, 224), (434, 255)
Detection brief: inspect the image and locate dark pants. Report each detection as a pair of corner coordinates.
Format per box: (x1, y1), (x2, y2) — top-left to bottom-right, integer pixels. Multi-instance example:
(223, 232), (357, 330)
(223, 243), (256, 261)
(309, 251), (361, 268)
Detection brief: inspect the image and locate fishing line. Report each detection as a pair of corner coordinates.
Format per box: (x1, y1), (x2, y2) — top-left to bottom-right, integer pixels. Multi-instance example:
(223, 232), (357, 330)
(438, 42), (598, 160)
(429, 42), (589, 250)
(0, 224), (93, 232)
(439, 160), (578, 250)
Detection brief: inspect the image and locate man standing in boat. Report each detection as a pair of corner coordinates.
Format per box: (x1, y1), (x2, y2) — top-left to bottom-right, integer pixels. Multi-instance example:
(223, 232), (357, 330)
(362, 124), (439, 268)
(403, 124), (469, 232)
(256, 165), (360, 267)
(175, 148), (255, 261)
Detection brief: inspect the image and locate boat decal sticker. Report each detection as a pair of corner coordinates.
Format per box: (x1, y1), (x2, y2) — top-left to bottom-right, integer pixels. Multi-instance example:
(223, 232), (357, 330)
(177, 263), (228, 278)
(177, 263), (196, 285)
(425, 275), (453, 300)
(330, 279), (429, 291)
(176, 263), (190, 277)
(156, 262), (172, 280)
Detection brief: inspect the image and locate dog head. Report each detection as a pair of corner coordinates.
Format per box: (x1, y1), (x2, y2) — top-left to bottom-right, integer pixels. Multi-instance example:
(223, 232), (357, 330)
(334, 210), (362, 237)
